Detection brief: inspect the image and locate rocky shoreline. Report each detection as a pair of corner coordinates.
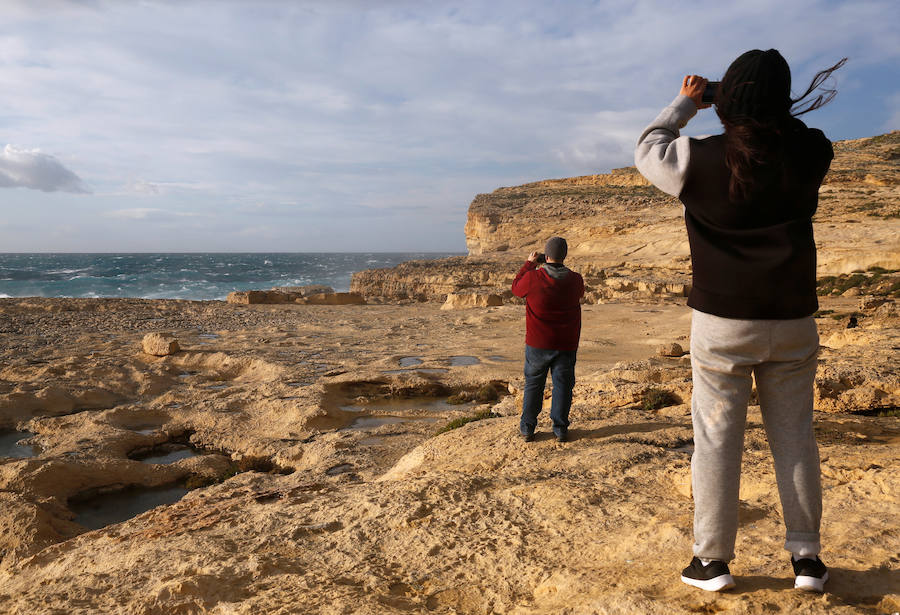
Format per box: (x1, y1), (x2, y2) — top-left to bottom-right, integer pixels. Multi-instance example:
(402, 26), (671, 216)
(1, 131), (898, 614)
(1, 289), (897, 613)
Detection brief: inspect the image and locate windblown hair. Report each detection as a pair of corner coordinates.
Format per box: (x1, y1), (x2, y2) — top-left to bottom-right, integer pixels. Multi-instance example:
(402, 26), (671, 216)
(716, 56), (847, 202)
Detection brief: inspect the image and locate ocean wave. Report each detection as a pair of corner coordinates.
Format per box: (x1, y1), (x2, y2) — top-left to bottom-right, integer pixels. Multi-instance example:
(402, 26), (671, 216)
(0, 252), (461, 300)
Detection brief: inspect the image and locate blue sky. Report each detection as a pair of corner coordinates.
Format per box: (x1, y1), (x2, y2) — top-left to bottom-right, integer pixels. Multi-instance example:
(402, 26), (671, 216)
(1, 0), (897, 252)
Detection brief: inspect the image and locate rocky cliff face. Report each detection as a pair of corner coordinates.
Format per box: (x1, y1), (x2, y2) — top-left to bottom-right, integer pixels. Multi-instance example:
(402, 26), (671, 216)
(353, 131), (900, 304)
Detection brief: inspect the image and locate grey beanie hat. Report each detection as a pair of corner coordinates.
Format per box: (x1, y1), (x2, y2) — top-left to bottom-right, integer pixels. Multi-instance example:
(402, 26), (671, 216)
(544, 236), (567, 262)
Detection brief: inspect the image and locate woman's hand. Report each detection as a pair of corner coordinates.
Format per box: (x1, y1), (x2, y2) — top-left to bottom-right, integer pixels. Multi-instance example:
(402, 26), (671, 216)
(680, 74), (711, 110)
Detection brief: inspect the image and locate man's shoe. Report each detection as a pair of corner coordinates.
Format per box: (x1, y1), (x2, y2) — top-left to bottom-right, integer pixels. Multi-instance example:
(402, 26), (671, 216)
(791, 556), (828, 592)
(520, 432), (535, 442)
(680, 557), (735, 592)
(555, 431), (568, 443)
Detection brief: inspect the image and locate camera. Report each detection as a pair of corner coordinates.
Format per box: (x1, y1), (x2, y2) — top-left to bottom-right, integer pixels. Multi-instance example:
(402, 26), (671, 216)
(535, 253), (546, 264)
(702, 81), (720, 105)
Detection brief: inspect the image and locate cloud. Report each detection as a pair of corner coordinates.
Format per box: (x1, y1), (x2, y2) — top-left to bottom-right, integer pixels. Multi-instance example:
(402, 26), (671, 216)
(105, 207), (167, 220)
(0, 145), (89, 193)
(104, 208), (202, 221)
(126, 179), (161, 195)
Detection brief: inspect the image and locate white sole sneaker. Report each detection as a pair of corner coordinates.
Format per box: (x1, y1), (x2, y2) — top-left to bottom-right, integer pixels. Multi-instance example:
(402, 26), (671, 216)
(680, 573), (736, 592)
(795, 571), (828, 592)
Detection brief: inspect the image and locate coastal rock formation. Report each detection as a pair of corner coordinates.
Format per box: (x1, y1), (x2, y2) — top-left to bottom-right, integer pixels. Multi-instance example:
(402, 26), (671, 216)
(657, 342), (685, 357)
(441, 292), (504, 310)
(226, 285), (335, 305)
(295, 292), (366, 305)
(141, 332), (180, 356)
(0, 293), (897, 613)
(352, 132), (900, 304)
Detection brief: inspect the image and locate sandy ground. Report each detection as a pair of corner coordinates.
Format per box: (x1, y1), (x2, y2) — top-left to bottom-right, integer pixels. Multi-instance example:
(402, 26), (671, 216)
(0, 295), (898, 614)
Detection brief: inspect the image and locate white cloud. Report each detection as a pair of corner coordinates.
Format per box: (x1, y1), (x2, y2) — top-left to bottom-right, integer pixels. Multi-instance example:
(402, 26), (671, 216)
(105, 207), (167, 220)
(104, 208), (202, 221)
(126, 179), (161, 195)
(0, 145), (89, 193)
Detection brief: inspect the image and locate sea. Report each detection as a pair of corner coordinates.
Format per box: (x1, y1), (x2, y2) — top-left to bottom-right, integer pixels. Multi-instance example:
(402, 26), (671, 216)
(0, 253), (461, 301)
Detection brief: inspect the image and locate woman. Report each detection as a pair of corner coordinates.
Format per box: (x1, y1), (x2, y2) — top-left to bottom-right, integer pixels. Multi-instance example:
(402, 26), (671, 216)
(634, 49), (845, 593)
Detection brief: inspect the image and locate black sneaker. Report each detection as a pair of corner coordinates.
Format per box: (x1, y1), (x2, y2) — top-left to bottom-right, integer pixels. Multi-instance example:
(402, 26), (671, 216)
(520, 432), (534, 442)
(791, 556), (828, 592)
(555, 431), (568, 443)
(680, 557), (735, 592)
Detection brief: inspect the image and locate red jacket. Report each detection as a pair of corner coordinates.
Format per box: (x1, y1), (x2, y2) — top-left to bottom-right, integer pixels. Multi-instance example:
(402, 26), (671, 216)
(511, 261), (584, 351)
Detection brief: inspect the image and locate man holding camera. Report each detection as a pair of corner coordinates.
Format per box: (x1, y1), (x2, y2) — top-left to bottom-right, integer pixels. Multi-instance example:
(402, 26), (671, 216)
(511, 236), (585, 442)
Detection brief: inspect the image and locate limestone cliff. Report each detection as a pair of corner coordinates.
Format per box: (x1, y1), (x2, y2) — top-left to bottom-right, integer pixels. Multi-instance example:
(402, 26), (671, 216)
(353, 131), (900, 304)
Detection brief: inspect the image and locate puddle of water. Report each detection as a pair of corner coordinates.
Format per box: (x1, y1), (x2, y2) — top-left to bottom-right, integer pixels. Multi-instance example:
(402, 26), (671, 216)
(206, 383), (229, 391)
(342, 416), (408, 431)
(70, 485), (190, 530)
(286, 381), (312, 388)
(129, 424), (163, 435)
(399, 356), (424, 367)
(488, 355), (514, 362)
(198, 333), (219, 340)
(342, 415), (442, 432)
(339, 403), (369, 413)
(139, 447), (199, 465)
(130, 443), (202, 465)
(382, 368), (449, 375)
(449, 356), (480, 366)
(0, 430), (39, 459)
(340, 398), (470, 414)
(325, 463), (354, 476)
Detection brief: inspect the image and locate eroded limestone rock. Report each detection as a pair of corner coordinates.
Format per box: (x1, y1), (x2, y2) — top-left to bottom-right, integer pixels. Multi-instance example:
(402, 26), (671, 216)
(226, 285), (337, 305)
(656, 342), (685, 357)
(142, 333), (180, 356)
(295, 292), (365, 306)
(441, 292), (503, 310)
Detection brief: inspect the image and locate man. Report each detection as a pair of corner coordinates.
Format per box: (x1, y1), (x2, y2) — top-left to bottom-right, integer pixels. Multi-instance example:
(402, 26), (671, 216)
(511, 236), (585, 442)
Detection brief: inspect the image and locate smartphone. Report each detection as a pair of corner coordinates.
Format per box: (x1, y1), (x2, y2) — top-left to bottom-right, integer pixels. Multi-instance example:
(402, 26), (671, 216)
(702, 81), (720, 105)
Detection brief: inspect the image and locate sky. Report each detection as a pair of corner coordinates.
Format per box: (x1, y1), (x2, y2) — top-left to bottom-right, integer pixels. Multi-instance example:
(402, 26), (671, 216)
(0, 0), (897, 253)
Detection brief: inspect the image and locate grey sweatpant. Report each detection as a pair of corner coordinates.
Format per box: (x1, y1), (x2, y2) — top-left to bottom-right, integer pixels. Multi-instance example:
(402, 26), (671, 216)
(690, 310), (822, 561)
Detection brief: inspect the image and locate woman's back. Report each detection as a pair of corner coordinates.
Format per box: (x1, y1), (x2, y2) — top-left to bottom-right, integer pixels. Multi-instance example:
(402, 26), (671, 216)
(678, 118), (834, 319)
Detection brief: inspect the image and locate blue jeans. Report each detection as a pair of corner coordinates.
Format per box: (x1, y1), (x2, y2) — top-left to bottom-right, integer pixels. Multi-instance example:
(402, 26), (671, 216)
(520, 345), (577, 437)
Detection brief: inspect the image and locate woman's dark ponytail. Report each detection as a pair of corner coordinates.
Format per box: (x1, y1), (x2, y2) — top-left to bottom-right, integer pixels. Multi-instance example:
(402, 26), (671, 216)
(791, 57), (848, 116)
(717, 51), (846, 202)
